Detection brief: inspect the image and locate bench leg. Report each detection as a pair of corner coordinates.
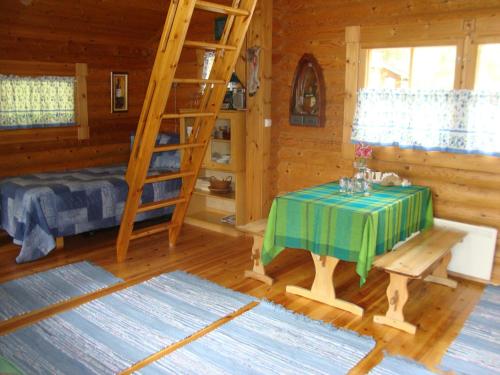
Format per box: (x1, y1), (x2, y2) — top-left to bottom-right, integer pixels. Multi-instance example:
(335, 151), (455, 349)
(286, 254), (364, 316)
(374, 273), (417, 334)
(424, 253), (457, 288)
(56, 237), (64, 250)
(244, 235), (274, 285)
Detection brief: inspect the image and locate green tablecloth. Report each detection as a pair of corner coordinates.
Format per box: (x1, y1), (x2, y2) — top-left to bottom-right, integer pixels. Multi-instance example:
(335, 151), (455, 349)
(262, 182), (434, 285)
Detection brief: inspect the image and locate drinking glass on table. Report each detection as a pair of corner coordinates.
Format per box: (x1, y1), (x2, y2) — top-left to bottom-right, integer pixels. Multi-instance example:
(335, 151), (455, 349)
(339, 177), (351, 194)
(362, 180), (372, 196)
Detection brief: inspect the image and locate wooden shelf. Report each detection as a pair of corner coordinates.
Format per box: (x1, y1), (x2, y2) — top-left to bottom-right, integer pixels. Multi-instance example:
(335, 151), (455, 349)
(193, 189), (235, 201)
(212, 138), (231, 143)
(185, 209), (240, 237)
(201, 164), (232, 172)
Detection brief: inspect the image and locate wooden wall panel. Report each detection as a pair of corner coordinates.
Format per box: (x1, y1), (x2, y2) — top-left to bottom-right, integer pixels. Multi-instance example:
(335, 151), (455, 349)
(272, 0), (500, 283)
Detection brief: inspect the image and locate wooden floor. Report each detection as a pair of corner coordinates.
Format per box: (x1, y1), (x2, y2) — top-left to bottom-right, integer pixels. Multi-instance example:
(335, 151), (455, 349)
(0, 225), (485, 374)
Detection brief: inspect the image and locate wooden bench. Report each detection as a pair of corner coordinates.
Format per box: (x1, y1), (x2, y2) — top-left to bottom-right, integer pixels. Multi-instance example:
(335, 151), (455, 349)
(373, 227), (466, 334)
(237, 219), (274, 285)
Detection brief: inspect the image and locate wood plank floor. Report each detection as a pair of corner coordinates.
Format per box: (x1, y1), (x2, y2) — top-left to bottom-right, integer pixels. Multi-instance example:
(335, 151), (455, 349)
(0, 225), (484, 374)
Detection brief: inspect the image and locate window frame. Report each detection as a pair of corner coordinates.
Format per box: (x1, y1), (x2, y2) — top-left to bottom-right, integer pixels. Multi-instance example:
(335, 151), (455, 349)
(343, 16), (500, 172)
(0, 60), (89, 144)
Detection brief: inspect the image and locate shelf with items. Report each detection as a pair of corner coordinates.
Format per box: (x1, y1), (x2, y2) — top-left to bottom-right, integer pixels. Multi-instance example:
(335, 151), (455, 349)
(180, 110), (246, 233)
(193, 188), (236, 201)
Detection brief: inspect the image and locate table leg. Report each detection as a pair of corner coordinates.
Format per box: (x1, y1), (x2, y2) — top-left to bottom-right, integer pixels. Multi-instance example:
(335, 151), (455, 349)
(286, 253), (364, 316)
(373, 272), (416, 334)
(424, 252), (457, 288)
(244, 235), (274, 285)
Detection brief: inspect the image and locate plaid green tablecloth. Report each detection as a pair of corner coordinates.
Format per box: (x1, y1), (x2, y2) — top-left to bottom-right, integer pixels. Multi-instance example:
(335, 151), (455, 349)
(262, 182), (433, 284)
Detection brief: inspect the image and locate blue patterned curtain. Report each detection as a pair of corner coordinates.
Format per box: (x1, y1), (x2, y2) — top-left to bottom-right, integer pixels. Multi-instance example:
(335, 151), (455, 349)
(352, 89), (500, 156)
(0, 74), (76, 130)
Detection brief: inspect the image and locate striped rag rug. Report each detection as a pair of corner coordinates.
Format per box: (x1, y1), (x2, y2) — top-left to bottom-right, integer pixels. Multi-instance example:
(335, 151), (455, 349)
(138, 300), (376, 375)
(440, 285), (500, 375)
(0, 261), (122, 322)
(0, 271), (256, 375)
(368, 355), (437, 375)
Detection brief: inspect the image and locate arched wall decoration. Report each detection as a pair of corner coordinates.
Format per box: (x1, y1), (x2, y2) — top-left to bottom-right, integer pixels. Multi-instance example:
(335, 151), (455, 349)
(290, 54), (325, 127)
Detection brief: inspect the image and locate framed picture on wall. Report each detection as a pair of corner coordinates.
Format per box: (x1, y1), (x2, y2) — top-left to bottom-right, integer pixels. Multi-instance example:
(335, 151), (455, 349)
(111, 72), (128, 112)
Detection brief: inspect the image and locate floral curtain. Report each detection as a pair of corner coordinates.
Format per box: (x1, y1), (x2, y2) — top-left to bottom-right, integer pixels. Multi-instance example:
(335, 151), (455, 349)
(352, 89), (500, 156)
(0, 74), (76, 130)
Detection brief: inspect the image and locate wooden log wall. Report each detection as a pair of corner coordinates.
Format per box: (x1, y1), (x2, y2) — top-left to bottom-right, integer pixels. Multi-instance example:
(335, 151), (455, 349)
(0, 0), (168, 178)
(271, 0), (500, 283)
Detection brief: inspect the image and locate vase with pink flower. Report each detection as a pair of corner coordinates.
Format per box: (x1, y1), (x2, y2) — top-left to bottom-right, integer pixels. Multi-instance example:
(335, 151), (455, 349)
(354, 143), (373, 169)
(353, 143), (373, 194)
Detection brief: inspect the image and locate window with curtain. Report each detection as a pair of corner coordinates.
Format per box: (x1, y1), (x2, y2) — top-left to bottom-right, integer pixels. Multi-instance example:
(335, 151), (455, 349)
(351, 44), (500, 156)
(0, 74), (76, 130)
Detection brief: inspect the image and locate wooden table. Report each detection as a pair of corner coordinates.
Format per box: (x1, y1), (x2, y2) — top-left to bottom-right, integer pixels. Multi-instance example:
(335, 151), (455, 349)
(261, 182), (434, 316)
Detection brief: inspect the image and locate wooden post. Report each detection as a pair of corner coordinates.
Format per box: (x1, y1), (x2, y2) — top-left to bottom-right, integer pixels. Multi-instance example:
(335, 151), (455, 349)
(75, 63), (89, 140)
(341, 26), (360, 160)
(245, 0), (272, 222)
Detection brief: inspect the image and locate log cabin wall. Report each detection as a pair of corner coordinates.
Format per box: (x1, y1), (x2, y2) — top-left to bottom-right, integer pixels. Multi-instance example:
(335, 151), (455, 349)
(0, 0), (169, 177)
(271, 0), (500, 283)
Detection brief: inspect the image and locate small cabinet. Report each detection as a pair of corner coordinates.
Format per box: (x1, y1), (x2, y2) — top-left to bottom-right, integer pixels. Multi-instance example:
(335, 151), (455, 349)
(180, 110), (246, 235)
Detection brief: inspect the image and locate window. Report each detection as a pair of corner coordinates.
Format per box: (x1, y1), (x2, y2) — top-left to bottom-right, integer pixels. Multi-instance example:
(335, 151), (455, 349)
(351, 41), (500, 156)
(366, 46), (456, 89)
(0, 75), (76, 130)
(475, 43), (500, 90)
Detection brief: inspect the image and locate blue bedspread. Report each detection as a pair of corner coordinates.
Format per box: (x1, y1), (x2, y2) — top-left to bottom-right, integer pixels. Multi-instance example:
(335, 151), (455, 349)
(0, 164), (181, 263)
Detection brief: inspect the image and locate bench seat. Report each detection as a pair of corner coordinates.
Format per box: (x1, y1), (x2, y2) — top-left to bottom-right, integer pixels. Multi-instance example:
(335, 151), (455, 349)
(373, 227), (466, 279)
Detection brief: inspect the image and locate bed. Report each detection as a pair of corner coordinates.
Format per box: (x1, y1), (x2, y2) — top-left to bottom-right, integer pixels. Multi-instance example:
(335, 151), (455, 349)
(0, 133), (181, 263)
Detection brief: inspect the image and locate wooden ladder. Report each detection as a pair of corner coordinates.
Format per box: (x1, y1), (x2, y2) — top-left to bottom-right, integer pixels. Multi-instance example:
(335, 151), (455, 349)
(116, 0), (258, 262)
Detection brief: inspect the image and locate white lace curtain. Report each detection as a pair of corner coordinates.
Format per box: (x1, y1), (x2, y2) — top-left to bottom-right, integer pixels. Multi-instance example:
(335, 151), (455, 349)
(352, 89), (500, 156)
(0, 74), (75, 130)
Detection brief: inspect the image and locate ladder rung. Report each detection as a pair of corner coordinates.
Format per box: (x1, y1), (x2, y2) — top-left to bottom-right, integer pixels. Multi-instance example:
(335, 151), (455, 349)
(195, 1), (250, 16)
(161, 112), (215, 120)
(154, 143), (205, 152)
(145, 171), (195, 184)
(137, 197), (187, 213)
(173, 78), (226, 85)
(130, 222), (175, 240)
(184, 40), (237, 51)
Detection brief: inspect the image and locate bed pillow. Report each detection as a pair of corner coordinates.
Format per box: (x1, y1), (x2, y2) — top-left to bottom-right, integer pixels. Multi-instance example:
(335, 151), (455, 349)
(130, 132), (180, 171)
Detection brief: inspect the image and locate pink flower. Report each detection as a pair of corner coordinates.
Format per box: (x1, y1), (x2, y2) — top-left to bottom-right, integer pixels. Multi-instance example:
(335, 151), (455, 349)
(355, 143), (373, 159)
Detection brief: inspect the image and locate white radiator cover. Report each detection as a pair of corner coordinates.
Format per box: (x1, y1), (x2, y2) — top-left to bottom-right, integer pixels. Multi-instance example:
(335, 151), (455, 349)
(434, 218), (497, 281)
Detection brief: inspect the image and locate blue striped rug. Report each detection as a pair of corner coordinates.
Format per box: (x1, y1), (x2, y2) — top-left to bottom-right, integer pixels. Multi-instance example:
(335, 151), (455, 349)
(0, 271), (256, 375)
(0, 261), (122, 322)
(369, 355), (437, 374)
(440, 285), (500, 375)
(139, 300), (376, 375)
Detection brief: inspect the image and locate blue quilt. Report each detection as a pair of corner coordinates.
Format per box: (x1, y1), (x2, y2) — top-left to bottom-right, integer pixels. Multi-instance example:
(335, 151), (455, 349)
(0, 134), (182, 263)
